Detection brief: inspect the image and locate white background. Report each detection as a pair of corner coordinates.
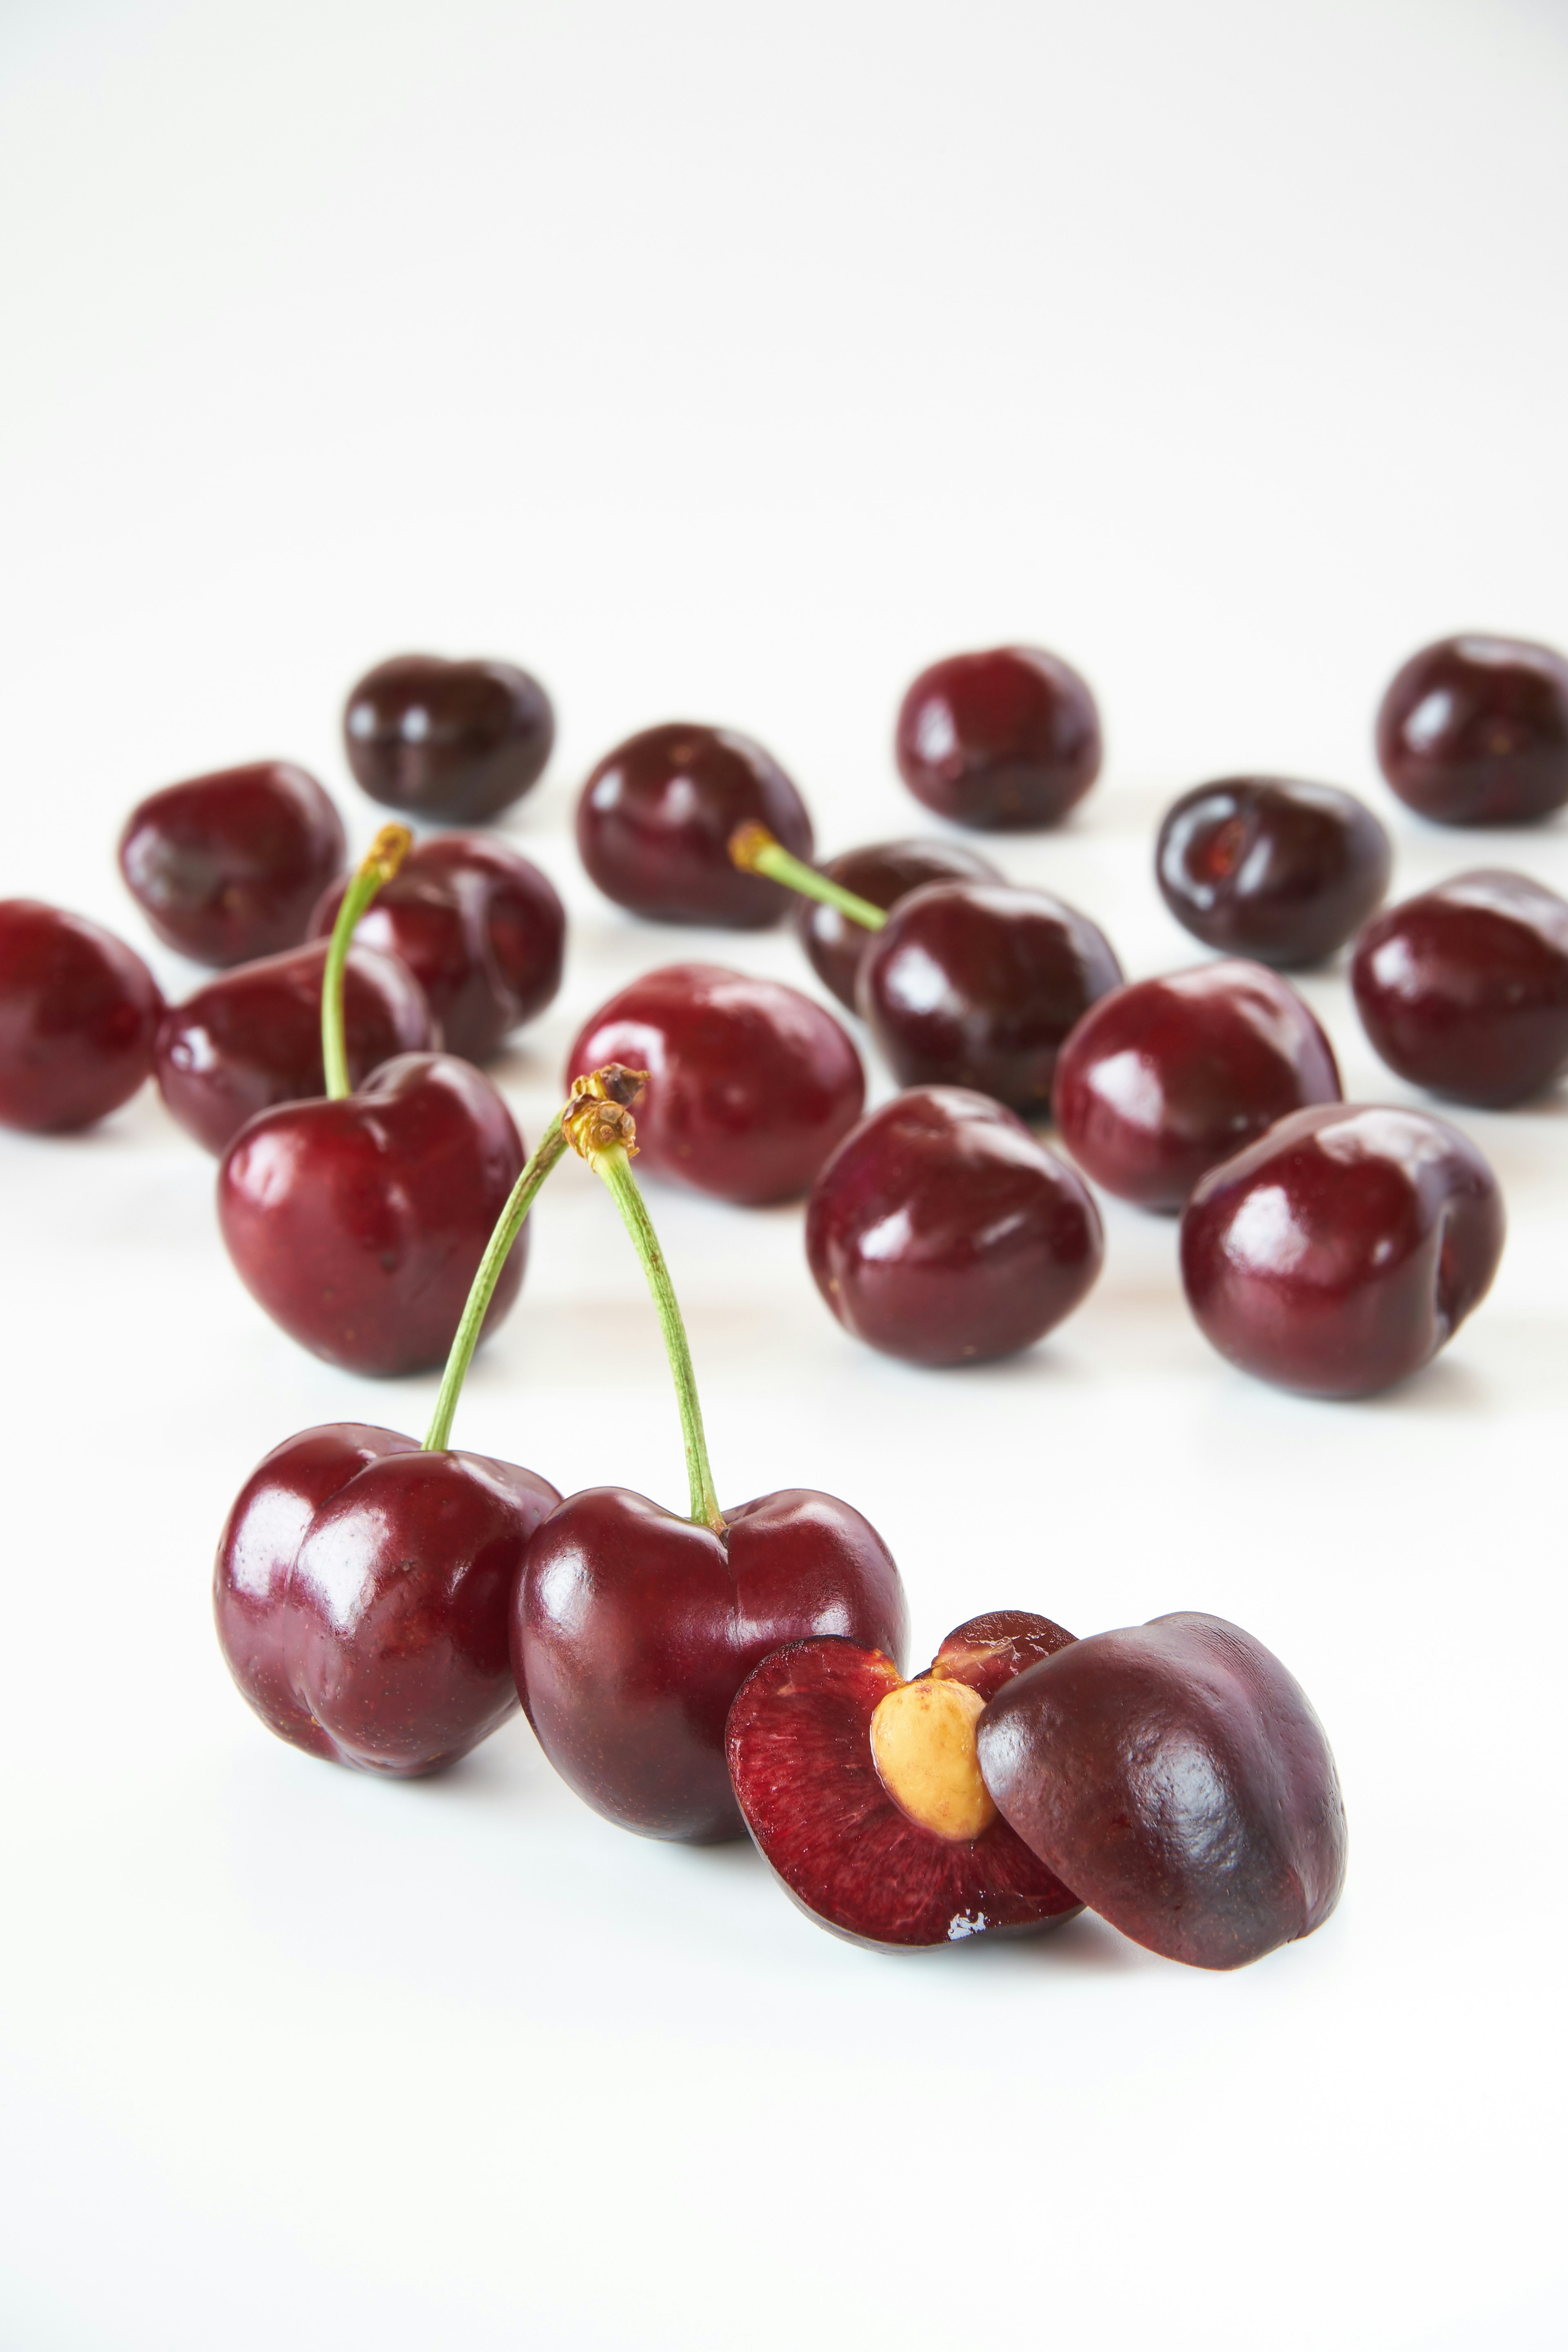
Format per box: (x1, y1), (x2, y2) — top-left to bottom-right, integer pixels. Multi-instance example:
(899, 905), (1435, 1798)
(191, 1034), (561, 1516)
(2, 2), (1566, 2345)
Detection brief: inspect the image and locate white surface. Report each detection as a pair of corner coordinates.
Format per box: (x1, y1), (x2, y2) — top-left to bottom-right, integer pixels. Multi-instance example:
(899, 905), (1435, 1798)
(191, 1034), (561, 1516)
(2, 3), (1566, 2345)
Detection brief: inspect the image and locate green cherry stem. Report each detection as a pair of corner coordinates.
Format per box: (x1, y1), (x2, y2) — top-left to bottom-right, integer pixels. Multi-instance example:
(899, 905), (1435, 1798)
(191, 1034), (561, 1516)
(565, 1069), (726, 1535)
(728, 821), (887, 932)
(321, 823), (414, 1099)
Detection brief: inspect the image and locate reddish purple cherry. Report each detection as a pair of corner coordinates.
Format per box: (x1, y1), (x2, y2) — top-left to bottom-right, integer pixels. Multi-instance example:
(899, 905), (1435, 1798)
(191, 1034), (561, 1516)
(0, 900), (162, 1134)
(1156, 777), (1391, 967)
(793, 838), (1002, 1010)
(578, 722), (814, 927)
(1376, 634), (1568, 826)
(895, 646), (1101, 831)
(344, 655), (554, 823)
(118, 761), (346, 966)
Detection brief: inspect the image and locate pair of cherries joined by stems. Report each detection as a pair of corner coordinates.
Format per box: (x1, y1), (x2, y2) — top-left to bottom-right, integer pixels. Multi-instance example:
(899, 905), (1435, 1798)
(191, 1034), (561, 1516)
(216, 1063), (1345, 1969)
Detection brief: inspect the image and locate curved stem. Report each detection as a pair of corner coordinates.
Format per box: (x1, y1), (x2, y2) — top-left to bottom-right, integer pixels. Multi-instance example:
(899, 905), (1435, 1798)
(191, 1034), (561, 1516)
(729, 822), (887, 931)
(322, 824), (413, 1098)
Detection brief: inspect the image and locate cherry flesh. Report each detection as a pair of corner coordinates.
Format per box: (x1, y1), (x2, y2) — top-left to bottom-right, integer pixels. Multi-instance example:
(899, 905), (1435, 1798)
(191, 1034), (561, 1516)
(514, 1486), (909, 1843)
(796, 838), (1002, 1010)
(310, 833), (565, 1064)
(156, 939), (437, 1156)
(1376, 634), (1568, 825)
(118, 761), (346, 967)
(216, 1423), (559, 1774)
(858, 881), (1122, 1117)
(566, 963), (864, 1205)
(895, 646), (1101, 831)
(577, 722), (814, 927)
(977, 1612), (1346, 1970)
(1156, 776), (1391, 968)
(806, 1087), (1103, 1365)
(0, 900), (162, 1133)
(218, 1053), (526, 1374)
(726, 1612), (1082, 1947)
(1179, 1102), (1505, 1396)
(1052, 960), (1343, 1213)
(1351, 870), (1568, 1108)
(344, 655), (555, 823)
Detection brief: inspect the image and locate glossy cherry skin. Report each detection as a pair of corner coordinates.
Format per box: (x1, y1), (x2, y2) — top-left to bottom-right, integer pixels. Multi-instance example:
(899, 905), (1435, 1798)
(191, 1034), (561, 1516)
(1351, 870), (1568, 1108)
(118, 762), (346, 966)
(310, 833), (564, 1063)
(156, 939), (437, 1155)
(1376, 634), (1568, 825)
(218, 1053), (526, 1374)
(566, 963), (864, 1205)
(577, 722), (814, 927)
(977, 1612), (1345, 1970)
(216, 1423), (560, 1774)
(726, 1613), (1082, 1949)
(344, 655), (554, 822)
(858, 881), (1122, 1117)
(797, 838), (1002, 1010)
(895, 646), (1101, 831)
(806, 1087), (1102, 1365)
(514, 1486), (909, 1843)
(1179, 1103), (1504, 1397)
(0, 900), (162, 1133)
(1053, 960), (1343, 1213)
(1156, 777), (1392, 968)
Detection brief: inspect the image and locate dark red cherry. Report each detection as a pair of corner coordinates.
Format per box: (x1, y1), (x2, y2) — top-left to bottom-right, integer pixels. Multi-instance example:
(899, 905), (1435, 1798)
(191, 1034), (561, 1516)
(895, 646), (1101, 831)
(310, 833), (564, 1063)
(156, 939), (437, 1155)
(514, 1486), (909, 1843)
(1053, 960), (1342, 1213)
(1376, 634), (1568, 825)
(1156, 776), (1391, 967)
(216, 1423), (559, 1774)
(218, 1053), (526, 1374)
(566, 963), (864, 1205)
(118, 761), (346, 966)
(0, 900), (162, 1133)
(795, 837), (1002, 1009)
(725, 1612), (1082, 1948)
(977, 1612), (1345, 1970)
(577, 722), (813, 927)
(344, 655), (554, 823)
(857, 881), (1122, 1117)
(1351, 870), (1568, 1108)
(806, 1087), (1102, 1365)
(1179, 1102), (1504, 1396)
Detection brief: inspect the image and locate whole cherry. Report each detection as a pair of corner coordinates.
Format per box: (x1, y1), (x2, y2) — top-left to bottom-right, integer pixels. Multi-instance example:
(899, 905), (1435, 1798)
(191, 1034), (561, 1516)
(577, 722), (814, 927)
(1376, 633), (1568, 825)
(310, 833), (565, 1063)
(1052, 960), (1343, 1212)
(118, 760), (346, 966)
(792, 838), (1002, 1010)
(1351, 870), (1568, 1107)
(0, 900), (163, 1134)
(806, 1087), (1102, 1365)
(1156, 776), (1392, 967)
(344, 655), (555, 823)
(895, 646), (1101, 831)
(1179, 1102), (1505, 1396)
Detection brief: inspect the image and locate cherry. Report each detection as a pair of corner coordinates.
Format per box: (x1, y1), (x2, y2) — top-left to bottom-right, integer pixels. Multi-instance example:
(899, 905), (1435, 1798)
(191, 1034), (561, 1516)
(217, 829), (527, 1374)
(806, 1087), (1102, 1365)
(1376, 633), (1568, 825)
(577, 722), (814, 927)
(726, 1613), (1083, 1947)
(1350, 870), (1568, 1108)
(1052, 960), (1343, 1213)
(156, 939), (437, 1156)
(566, 963), (864, 1205)
(894, 646), (1101, 831)
(512, 1078), (908, 1842)
(118, 760), (346, 967)
(976, 1612), (1345, 1969)
(792, 838), (1002, 1010)
(0, 900), (163, 1133)
(343, 654), (554, 823)
(1179, 1102), (1505, 1396)
(1155, 776), (1392, 967)
(310, 833), (565, 1064)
